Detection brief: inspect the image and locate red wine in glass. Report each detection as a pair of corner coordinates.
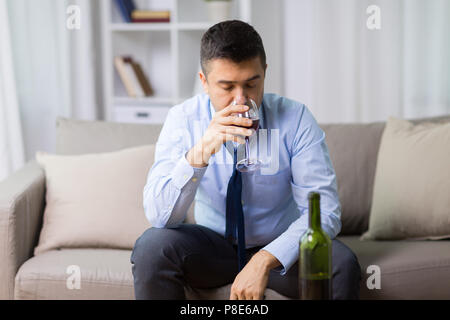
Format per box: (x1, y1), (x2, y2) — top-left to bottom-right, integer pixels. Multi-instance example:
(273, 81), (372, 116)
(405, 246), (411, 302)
(248, 119), (260, 131)
(234, 99), (261, 172)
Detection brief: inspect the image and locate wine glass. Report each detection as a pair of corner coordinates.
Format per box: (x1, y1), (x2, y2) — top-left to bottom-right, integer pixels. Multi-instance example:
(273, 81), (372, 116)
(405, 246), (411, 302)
(233, 99), (261, 172)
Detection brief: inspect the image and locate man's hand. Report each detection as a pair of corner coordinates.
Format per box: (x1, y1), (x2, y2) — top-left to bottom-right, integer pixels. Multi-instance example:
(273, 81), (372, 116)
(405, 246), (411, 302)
(186, 103), (253, 168)
(230, 250), (281, 300)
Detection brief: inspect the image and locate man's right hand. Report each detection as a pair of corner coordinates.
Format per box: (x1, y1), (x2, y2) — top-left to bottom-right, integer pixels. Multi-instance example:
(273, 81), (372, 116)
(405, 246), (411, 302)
(186, 103), (254, 168)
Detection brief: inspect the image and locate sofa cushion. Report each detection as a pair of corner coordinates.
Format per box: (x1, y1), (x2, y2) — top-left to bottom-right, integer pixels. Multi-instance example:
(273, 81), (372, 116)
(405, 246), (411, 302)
(15, 249), (135, 299)
(55, 117), (163, 155)
(55, 117), (196, 224)
(14, 249), (289, 300)
(55, 115), (450, 235)
(34, 145), (153, 255)
(321, 122), (385, 235)
(339, 236), (450, 299)
(361, 117), (450, 240)
(17, 239), (450, 300)
(321, 114), (450, 235)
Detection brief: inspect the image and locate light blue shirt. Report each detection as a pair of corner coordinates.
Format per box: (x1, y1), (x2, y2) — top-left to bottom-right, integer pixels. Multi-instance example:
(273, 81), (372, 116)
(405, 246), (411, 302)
(143, 93), (341, 275)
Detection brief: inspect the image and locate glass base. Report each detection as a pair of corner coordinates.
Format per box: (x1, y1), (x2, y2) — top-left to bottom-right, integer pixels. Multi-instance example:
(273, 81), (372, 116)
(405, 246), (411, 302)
(236, 159), (261, 172)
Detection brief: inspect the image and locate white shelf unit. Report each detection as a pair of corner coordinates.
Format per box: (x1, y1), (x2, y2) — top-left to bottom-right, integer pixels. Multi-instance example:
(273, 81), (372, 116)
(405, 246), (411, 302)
(101, 0), (282, 124)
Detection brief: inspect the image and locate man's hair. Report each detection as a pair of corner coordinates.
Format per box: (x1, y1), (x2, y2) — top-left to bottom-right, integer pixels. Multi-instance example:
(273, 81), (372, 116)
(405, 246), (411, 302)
(200, 20), (266, 75)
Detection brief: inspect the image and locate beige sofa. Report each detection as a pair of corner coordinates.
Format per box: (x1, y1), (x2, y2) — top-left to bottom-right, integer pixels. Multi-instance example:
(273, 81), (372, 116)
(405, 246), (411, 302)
(1, 114), (450, 300)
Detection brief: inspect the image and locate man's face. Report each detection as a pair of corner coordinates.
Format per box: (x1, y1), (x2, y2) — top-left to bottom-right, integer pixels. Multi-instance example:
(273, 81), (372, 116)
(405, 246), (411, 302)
(199, 57), (267, 111)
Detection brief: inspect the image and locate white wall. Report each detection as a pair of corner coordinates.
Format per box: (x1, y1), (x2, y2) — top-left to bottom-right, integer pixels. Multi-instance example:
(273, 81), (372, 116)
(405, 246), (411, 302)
(283, 0), (450, 123)
(8, 0), (66, 160)
(7, 0), (102, 161)
(283, 0), (312, 108)
(247, 0), (284, 96)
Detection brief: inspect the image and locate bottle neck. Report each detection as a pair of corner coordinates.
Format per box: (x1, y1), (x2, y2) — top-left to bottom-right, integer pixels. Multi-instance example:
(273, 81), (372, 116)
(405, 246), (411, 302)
(309, 195), (321, 230)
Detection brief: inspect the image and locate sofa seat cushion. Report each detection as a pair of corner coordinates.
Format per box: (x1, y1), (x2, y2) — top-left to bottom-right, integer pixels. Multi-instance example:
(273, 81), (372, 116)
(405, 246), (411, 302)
(14, 249), (289, 300)
(338, 236), (450, 299)
(16, 240), (450, 300)
(15, 249), (135, 300)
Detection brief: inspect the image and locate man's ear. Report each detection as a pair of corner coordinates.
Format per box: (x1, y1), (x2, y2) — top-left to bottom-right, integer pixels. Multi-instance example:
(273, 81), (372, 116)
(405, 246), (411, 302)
(199, 71), (209, 94)
(264, 64), (268, 77)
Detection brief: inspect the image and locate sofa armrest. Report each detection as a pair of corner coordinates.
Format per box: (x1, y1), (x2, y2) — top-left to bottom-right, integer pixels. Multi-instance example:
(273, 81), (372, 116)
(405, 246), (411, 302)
(0, 160), (46, 299)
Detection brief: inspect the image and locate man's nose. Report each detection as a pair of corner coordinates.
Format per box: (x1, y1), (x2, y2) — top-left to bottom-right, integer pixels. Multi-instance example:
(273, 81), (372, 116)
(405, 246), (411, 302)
(234, 94), (247, 105)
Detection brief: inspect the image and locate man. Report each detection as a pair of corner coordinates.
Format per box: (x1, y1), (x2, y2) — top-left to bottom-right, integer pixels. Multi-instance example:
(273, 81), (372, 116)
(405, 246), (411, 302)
(131, 20), (361, 300)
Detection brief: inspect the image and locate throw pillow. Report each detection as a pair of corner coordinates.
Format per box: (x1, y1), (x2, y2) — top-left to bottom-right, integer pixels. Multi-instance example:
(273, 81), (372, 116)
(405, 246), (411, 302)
(34, 145), (154, 255)
(361, 117), (450, 240)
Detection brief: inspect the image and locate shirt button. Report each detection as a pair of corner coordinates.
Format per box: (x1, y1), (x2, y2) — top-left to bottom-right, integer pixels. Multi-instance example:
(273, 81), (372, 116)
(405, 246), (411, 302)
(192, 177), (197, 182)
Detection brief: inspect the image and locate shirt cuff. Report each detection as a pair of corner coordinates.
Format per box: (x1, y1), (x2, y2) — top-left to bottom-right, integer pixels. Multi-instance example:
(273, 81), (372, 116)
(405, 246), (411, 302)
(171, 152), (208, 190)
(261, 235), (300, 276)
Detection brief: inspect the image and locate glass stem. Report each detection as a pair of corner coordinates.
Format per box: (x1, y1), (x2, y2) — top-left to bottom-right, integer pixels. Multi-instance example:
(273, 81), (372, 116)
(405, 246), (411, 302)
(245, 136), (249, 165)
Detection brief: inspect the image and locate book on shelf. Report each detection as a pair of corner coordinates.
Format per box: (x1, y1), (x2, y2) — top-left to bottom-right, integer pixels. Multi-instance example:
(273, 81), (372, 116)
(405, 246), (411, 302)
(114, 56), (154, 98)
(114, 0), (133, 22)
(124, 0), (136, 14)
(114, 0), (171, 23)
(131, 18), (171, 23)
(132, 64), (154, 96)
(122, 57), (144, 97)
(131, 10), (171, 23)
(131, 10), (171, 22)
(131, 10), (170, 20)
(124, 57), (154, 96)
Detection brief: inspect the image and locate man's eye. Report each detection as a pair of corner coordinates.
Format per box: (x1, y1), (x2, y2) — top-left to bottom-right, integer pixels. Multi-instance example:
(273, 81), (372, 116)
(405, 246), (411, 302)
(246, 84), (256, 89)
(224, 87), (233, 91)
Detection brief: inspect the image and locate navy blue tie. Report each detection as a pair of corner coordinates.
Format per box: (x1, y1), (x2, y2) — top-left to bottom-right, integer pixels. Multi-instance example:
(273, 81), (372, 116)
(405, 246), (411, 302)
(225, 145), (247, 271)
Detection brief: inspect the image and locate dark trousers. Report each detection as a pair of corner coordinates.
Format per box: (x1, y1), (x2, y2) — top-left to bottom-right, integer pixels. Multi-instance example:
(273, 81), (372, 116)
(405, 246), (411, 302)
(130, 224), (361, 300)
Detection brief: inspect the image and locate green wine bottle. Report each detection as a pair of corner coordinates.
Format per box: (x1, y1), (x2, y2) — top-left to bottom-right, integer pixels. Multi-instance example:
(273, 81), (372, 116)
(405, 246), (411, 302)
(299, 192), (332, 300)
